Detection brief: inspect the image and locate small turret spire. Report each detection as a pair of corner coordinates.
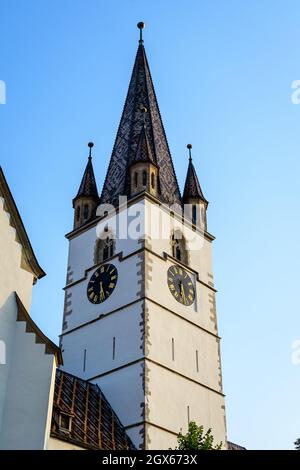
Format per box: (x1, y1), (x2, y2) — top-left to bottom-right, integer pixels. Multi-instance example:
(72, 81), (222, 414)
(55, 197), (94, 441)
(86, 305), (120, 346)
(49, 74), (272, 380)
(73, 143), (99, 205)
(72, 143), (100, 229)
(137, 22), (145, 43)
(183, 146), (208, 204)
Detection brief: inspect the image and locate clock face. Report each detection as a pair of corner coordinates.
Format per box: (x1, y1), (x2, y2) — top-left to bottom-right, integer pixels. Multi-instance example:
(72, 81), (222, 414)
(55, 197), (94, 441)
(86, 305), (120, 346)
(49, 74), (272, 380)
(87, 263), (118, 304)
(167, 265), (195, 306)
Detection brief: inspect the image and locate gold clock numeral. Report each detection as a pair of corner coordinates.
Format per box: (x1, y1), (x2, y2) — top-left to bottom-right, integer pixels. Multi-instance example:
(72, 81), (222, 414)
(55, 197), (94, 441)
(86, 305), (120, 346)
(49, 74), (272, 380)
(89, 292), (95, 300)
(111, 275), (117, 280)
(100, 266), (105, 273)
(88, 287), (94, 293)
(109, 283), (115, 289)
(110, 268), (115, 274)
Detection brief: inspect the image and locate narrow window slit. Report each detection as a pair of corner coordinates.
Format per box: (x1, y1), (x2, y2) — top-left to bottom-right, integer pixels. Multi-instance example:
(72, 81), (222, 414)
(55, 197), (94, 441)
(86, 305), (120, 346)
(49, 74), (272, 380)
(113, 336), (116, 360)
(83, 348), (87, 372)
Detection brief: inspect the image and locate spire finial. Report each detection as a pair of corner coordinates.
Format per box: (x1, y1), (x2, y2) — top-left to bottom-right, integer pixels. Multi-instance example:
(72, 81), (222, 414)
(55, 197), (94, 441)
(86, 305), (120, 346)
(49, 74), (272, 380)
(88, 142), (94, 160)
(137, 22), (145, 43)
(187, 143), (192, 161)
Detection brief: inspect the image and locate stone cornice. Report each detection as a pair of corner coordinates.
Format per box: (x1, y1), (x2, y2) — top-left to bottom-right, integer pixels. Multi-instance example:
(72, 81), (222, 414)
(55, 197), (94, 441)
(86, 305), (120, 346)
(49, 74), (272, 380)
(65, 192), (215, 243)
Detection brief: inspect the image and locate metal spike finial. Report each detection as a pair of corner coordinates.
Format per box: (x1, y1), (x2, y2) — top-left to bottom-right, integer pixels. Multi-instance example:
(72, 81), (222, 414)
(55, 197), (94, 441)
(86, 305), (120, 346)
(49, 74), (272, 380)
(137, 22), (145, 43)
(141, 105), (147, 127)
(187, 144), (192, 161)
(88, 142), (94, 160)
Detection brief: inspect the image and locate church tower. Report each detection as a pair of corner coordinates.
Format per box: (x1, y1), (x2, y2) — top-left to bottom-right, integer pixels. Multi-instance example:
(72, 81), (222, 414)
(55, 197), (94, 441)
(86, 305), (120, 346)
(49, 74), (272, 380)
(60, 23), (227, 450)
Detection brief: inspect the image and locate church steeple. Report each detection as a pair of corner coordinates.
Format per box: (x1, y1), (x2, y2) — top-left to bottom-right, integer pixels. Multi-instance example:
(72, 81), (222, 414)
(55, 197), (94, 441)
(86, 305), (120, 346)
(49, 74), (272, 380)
(100, 23), (181, 207)
(63, 25), (227, 451)
(73, 142), (100, 229)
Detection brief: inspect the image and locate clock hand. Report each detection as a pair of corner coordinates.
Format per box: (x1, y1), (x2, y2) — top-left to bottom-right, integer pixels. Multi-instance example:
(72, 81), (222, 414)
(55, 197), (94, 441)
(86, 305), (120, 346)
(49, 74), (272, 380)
(100, 282), (105, 301)
(180, 282), (186, 303)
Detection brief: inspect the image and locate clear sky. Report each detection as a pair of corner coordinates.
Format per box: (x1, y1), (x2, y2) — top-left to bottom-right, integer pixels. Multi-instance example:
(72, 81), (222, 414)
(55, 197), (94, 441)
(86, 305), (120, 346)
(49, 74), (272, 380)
(1, 0), (300, 450)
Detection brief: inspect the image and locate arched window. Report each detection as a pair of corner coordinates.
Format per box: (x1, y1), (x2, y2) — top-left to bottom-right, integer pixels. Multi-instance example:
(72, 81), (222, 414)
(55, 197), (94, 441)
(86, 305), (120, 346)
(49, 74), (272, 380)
(171, 231), (188, 265)
(151, 172), (155, 189)
(175, 243), (181, 261)
(95, 235), (116, 264)
(103, 237), (115, 261)
(83, 204), (89, 220)
(142, 170), (147, 187)
(76, 206), (80, 222)
(134, 172), (138, 188)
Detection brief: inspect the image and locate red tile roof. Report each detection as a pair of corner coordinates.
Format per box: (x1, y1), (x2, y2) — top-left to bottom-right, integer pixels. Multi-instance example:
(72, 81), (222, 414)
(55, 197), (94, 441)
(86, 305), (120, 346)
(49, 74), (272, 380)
(51, 369), (135, 450)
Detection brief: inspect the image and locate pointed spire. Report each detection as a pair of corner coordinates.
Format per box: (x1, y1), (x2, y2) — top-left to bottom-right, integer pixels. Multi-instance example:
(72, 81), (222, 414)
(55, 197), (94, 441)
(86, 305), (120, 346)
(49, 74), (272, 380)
(183, 145), (208, 203)
(73, 142), (99, 203)
(100, 24), (181, 207)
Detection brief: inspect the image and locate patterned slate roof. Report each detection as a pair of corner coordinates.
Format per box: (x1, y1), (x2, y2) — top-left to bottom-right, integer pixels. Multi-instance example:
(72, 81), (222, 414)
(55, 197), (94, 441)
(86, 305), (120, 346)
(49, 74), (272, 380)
(182, 158), (208, 204)
(100, 41), (181, 207)
(51, 369), (135, 450)
(73, 157), (99, 204)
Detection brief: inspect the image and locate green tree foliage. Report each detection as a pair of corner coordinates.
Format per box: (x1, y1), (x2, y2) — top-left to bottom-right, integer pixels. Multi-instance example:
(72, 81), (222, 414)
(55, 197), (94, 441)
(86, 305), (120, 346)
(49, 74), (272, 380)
(176, 421), (222, 450)
(294, 438), (300, 450)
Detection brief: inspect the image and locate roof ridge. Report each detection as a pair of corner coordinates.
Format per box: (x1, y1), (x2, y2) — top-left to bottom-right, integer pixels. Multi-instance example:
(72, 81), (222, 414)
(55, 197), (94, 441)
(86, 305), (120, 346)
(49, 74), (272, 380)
(15, 292), (63, 365)
(0, 167), (45, 279)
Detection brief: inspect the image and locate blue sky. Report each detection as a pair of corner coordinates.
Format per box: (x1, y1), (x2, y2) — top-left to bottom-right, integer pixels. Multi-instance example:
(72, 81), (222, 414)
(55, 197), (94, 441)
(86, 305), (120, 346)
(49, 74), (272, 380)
(1, 0), (300, 450)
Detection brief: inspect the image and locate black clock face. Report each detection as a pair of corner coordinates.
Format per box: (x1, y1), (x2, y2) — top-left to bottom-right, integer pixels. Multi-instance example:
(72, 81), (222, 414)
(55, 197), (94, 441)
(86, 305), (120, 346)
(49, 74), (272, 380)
(167, 265), (195, 306)
(87, 263), (118, 304)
